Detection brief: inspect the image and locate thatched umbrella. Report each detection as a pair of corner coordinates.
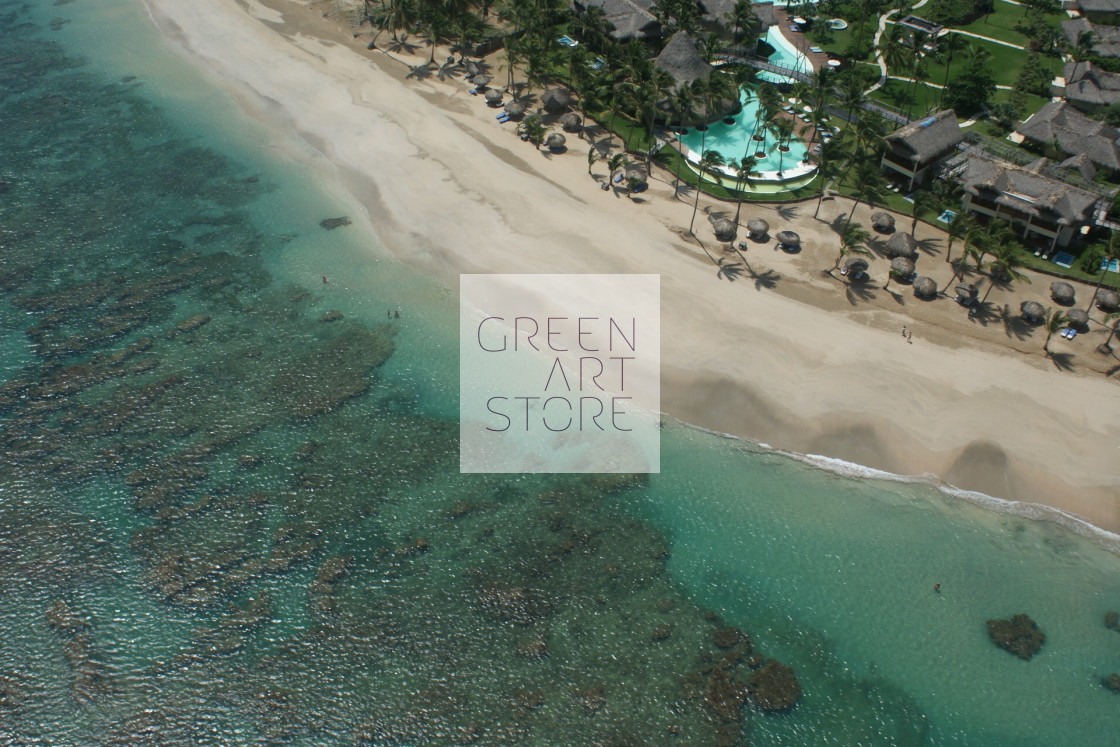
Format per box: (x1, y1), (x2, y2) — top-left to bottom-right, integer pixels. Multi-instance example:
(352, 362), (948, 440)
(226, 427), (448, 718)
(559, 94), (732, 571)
(1049, 281), (1075, 306)
(775, 230), (800, 247)
(747, 218), (769, 240)
(560, 112), (582, 133)
(886, 232), (918, 259)
(1020, 300), (1045, 324)
(545, 133), (566, 151)
(540, 87), (572, 114)
(955, 283), (978, 304)
(712, 218), (737, 243)
(470, 74), (491, 89)
(1095, 287), (1120, 312)
(1067, 308), (1090, 330)
(890, 256), (915, 282)
(624, 164), (649, 192)
(871, 211), (895, 233)
(484, 88), (504, 106)
(463, 60), (482, 78)
(503, 101), (526, 120)
(844, 257), (869, 278)
(913, 276), (937, 299)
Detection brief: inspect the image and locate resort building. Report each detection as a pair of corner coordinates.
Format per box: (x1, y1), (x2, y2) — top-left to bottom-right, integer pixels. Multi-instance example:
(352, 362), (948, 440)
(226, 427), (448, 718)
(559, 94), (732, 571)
(1061, 18), (1120, 58)
(654, 30), (712, 91)
(568, 0), (661, 41)
(1014, 101), (1120, 176)
(1062, 0), (1120, 24)
(1053, 61), (1120, 111)
(947, 154), (1100, 249)
(897, 16), (944, 48)
(880, 110), (964, 190)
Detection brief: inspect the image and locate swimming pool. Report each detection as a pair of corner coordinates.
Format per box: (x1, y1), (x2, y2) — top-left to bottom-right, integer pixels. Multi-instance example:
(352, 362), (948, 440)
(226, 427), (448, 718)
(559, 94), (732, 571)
(758, 27), (811, 84)
(678, 85), (815, 190)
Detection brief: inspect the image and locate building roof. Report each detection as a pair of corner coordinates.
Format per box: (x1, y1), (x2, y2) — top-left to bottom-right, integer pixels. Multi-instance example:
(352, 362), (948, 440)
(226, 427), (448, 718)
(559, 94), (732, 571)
(569, 0), (661, 41)
(957, 155), (1099, 225)
(883, 110), (964, 162)
(1015, 101), (1120, 170)
(1075, 0), (1120, 15)
(654, 31), (713, 89)
(1062, 18), (1120, 58)
(1063, 61), (1120, 108)
(1059, 153), (1099, 181)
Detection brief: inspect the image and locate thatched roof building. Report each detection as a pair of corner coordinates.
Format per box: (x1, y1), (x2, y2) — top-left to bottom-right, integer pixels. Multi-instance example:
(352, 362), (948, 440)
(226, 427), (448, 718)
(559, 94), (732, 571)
(1062, 18), (1120, 59)
(1050, 281), (1076, 305)
(886, 232), (919, 259)
(470, 74), (491, 88)
(712, 218), (737, 242)
(484, 88), (503, 106)
(545, 133), (567, 151)
(504, 101), (526, 120)
(1061, 61), (1120, 111)
(1015, 102), (1120, 174)
(871, 212), (895, 233)
(1096, 287), (1120, 311)
(747, 217), (769, 240)
(890, 256), (916, 281)
(1020, 300), (1045, 324)
(654, 31), (713, 91)
(913, 276), (937, 299)
(844, 257), (869, 277)
(569, 0), (661, 41)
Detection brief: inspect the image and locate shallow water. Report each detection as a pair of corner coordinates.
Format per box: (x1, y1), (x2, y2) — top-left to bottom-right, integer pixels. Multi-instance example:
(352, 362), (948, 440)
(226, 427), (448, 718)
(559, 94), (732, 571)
(2, 1), (1119, 744)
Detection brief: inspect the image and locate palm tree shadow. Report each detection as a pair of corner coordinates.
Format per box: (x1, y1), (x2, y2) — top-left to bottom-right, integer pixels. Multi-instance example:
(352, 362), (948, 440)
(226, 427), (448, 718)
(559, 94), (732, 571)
(406, 63), (435, 80)
(845, 279), (876, 305)
(435, 61), (464, 81)
(1003, 309), (1037, 341)
(916, 237), (942, 258)
(868, 239), (891, 259)
(775, 204), (799, 221)
(753, 268), (779, 290)
(717, 258), (746, 282)
(1048, 352), (1075, 371)
(387, 35), (420, 55)
(968, 301), (1000, 326)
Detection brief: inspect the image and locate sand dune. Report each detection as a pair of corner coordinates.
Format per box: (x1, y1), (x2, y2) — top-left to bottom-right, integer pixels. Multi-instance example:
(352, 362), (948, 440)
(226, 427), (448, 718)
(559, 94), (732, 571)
(143, 0), (1120, 531)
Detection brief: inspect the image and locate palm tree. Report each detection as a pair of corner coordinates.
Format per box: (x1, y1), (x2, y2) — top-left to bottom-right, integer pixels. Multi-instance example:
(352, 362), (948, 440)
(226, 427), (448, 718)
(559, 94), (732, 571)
(942, 212), (973, 265)
(670, 85), (698, 200)
(935, 33), (968, 106)
(771, 117), (797, 174)
(831, 221), (873, 274)
(1043, 308), (1069, 357)
(689, 149), (725, 236)
(982, 240), (1031, 303)
(813, 139), (847, 219)
(909, 186), (936, 234)
(732, 156), (759, 225)
(843, 161), (887, 232)
(587, 144), (603, 178)
(1100, 311), (1120, 351)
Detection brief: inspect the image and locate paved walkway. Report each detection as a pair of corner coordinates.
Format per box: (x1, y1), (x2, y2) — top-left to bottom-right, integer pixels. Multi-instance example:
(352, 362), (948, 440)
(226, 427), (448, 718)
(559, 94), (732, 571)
(941, 28), (1026, 50)
(868, 0), (930, 94)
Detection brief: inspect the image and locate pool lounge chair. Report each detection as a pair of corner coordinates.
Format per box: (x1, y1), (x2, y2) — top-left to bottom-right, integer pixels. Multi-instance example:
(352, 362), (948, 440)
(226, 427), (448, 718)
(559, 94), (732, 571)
(809, 46), (823, 53)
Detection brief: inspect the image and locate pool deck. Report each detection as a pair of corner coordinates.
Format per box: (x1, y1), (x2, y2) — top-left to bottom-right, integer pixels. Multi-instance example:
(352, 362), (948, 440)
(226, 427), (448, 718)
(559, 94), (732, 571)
(772, 9), (831, 72)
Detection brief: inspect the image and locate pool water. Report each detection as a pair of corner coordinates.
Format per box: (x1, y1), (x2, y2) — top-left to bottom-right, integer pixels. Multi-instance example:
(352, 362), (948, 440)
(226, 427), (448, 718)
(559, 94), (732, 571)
(759, 27), (811, 84)
(679, 86), (812, 178)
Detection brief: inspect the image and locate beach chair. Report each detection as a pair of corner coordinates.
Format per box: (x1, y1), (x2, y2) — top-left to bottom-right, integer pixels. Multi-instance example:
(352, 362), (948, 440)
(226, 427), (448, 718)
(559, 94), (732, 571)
(809, 46), (823, 53)
(496, 113), (510, 123)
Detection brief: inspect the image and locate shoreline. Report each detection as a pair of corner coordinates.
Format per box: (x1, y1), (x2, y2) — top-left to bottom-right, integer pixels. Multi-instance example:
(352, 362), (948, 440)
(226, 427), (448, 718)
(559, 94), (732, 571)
(141, 0), (1120, 532)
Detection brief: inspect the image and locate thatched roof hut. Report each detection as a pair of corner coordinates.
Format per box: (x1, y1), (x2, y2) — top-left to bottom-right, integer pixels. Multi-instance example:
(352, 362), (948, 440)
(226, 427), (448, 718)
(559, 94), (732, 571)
(886, 232), (919, 259)
(545, 133), (566, 151)
(871, 211), (895, 233)
(1067, 307), (1090, 329)
(624, 164), (649, 191)
(1020, 300), (1045, 324)
(504, 101), (526, 120)
(1050, 281), (1076, 305)
(844, 257), (869, 277)
(484, 88), (504, 106)
(470, 74), (491, 89)
(955, 283), (978, 304)
(1095, 287), (1120, 312)
(775, 230), (800, 247)
(747, 218), (769, 240)
(654, 31), (712, 92)
(560, 112), (582, 132)
(890, 256), (916, 281)
(913, 276), (937, 299)
(540, 87), (572, 114)
(712, 218), (737, 242)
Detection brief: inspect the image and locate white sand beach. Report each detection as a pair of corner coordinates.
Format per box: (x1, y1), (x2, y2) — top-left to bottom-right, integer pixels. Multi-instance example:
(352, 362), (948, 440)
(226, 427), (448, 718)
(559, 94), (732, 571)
(143, 0), (1120, 531)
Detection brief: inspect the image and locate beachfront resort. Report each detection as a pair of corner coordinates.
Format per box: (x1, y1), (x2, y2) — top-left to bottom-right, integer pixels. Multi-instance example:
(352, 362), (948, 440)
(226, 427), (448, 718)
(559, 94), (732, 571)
(348, 0), (1120, 354)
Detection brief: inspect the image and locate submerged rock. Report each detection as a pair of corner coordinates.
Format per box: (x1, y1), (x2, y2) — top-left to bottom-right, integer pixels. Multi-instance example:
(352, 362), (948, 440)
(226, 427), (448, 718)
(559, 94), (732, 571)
(319, 310), (344, 323)
(705, 669), (746, 722)
(748, 659), (801, 711)
(1103, 673), (1120, 692)
(46, 600), (91, 636)
(986, 614), (1045, 659)
(713, 627), (746, 649)
(1105, 611), (1118, 631)
(319, 216), (351, 230)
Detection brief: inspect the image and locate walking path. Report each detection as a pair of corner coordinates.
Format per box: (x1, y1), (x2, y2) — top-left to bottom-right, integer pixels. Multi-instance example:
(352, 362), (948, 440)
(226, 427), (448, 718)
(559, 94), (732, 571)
(941, 28), (1026, 50)
(869, 0), (930, 94)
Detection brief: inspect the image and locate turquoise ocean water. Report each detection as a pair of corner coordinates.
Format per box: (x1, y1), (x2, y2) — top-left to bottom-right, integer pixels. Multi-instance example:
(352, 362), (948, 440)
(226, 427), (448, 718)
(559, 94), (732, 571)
(1, 1), (1118, 744)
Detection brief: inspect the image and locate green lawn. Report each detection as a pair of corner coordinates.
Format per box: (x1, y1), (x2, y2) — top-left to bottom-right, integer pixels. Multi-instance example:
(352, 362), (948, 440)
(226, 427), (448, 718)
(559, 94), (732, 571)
(955, 2), (1065, 49)
(907, 35), (1060, 89)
